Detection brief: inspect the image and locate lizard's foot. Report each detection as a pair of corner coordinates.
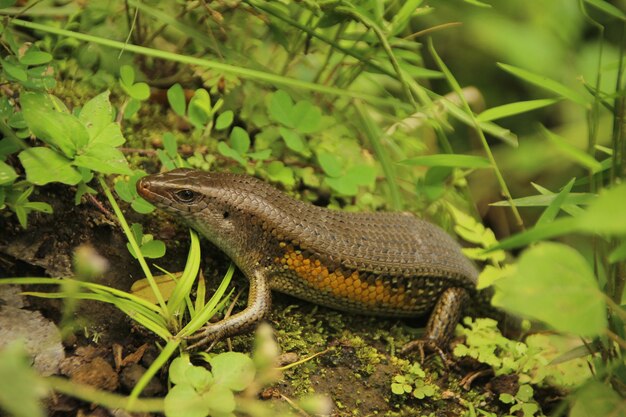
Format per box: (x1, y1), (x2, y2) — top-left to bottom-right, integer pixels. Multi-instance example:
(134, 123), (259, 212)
(400, 338), (453, 367)
(185, 324), (225, 351)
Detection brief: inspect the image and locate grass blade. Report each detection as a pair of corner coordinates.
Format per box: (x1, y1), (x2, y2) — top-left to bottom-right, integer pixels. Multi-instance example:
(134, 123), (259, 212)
(477, 98), (560, 122)
(398, 154), (492, 168)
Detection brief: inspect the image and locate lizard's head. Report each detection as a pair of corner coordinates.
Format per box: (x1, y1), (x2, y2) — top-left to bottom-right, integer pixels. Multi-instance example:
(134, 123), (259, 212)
(137, 168), (244, 247)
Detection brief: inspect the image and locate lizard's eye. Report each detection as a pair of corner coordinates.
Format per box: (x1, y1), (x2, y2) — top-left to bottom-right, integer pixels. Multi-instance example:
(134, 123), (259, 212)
(175, 189), (196, 203)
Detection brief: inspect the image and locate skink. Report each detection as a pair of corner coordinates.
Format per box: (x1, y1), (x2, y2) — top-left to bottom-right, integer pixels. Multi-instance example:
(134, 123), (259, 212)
(137, 168), (480, 354)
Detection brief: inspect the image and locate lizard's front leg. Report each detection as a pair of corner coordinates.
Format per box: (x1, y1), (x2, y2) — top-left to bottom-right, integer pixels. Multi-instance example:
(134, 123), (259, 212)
(187, 269), (272, 350)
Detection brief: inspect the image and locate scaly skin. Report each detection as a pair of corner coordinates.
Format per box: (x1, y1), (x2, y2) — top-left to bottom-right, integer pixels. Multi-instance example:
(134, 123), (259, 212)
(137, 168), (480, 353)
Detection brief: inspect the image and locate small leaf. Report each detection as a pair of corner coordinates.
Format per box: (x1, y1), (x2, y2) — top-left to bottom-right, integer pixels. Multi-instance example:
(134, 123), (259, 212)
(167, 83), (186, 116)
(215, 110), (234, 130)
(230, 127), (250, 154)
(18, 147), (82, 185)
(318, 152), (342, 178)
(279, 127), (306, 153)
(209, 352), (256, 392)
(268, 90), (294, 127)
(492, 242), (607, 337)
(163, 132), (178, 156)
(536, 178), (575, 227)
(477, 99), (559, 122)
(73, 145), (132, 175)
(126, 82), (150, 101)
(19, 50), (52, 66)
(204, 384), (236, 415)
(399, 154), (492, 168)
(164, 384), (210, 417)
(266, 161), (295, 187)
(139, 239), (166, 258)
(1, 57), (27, 81)
(498, 63), (588, 106)
(0, 160), (17, 185)
(217, 142), (247, 166)
(292, 100), (321, 134)
(119, 65), (135, 86)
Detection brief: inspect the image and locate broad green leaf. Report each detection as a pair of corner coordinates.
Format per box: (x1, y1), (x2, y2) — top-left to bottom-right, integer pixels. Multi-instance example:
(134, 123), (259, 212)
(578, 183), (626, 235)
(167, 83), (186, 116)
(19, 50), (52, 66)
(188, 90), (211, 129)
(203, 384), (236, 415)
(498, 63), (588, 106)
(185, 366), (213, 391)
(230, 127), (250, 154)
(73, 145), (132, 175)
(476, 99), (559, 122)
(125, 82), (150, 101)
(164, 384), (210, 417)
(215, 110), (234, 130)
(536, 178), (575, 227)
(584, 0), (626, 20)
(247, 149), (272, 161)
(217, 142), (247, 166)
(1, 57), (27, 81)
(18, 147), (81, 185)
(89, 123), (125, 147)
(542, 126), (602, 173)
(318, 151), (342, 178)
(268, 90), (294, 128)
(0, 343), (46, 417)
(493, 242), (607, 337)
(399, 154), (492, 168)
(21, 92), (89, 157)
(138, 239), (166, 258)
(292, 100), (321, 134)
(209, 352), (255, 392)
(279, 127), (306, 153)
(0, 160), (17, 185)
(168, 356), (193, 385)
(79, 91), (114, 141)
(570, 381), (623, 417)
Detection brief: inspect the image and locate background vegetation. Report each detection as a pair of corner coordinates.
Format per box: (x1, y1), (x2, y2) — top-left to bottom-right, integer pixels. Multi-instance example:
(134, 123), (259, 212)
(0, 0), (625, 416)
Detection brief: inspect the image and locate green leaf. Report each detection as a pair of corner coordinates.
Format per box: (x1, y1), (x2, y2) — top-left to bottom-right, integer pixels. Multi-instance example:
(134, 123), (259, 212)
(541, 126), (602, 173)
(247, 149), (272, 161)
(584, 0), (626, 20)
(79, 91), (114, 142)
(493, 242), (607, 337)
(73, 145), (132, 175)
(169, 356), (193, 385)
(209, 352), (255, 392)
(164, 384), (210, 417)
(578, 183), (626, 235)
(0, 160), (17, 185)
(399, 154), (492, 168)
(188, 90), (212, 129)
(230, 127), (250, 154)
(167, 83), (186, 116)
(23, 201), (52, 213)
(0, 0), (18, 8)
(185, 366), (213, 390)
(570, 381), (623, 417)
(123, 99), (141, 119)
(139, 239), (166, 258)
(19, 50), (52, 66)
(497, 63), (588, 106)
(0, 343), (46, 417)
(1, 57), (27, 81)
(608, 241), (626, 263)
(536, 178), (575, 227)
(476, 99), (559, 122)
(391, 383), (406, 395)
(203, 384), (236, 415)
(217, 142), (247, 166)
(266, 161), (295, 187)
(292, 100), (321, 133)
(279, 127), (306, 153)
(268, 90), (294, 128)
(163, 132), (178, 156)
(119, 65), (135, 86)
(125, 82), (150, 101)
(318, 152), (342, 177)
(215, 110), (234, 130)
(485, 217), (579, 252)
(131, 198), (156, 214)
(18, 147), (82, 185)
(21, 92), (89, 158)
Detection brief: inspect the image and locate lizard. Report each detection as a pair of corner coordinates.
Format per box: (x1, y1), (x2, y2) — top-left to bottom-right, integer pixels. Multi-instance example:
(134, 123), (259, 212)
(136, 168), (482, 356)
